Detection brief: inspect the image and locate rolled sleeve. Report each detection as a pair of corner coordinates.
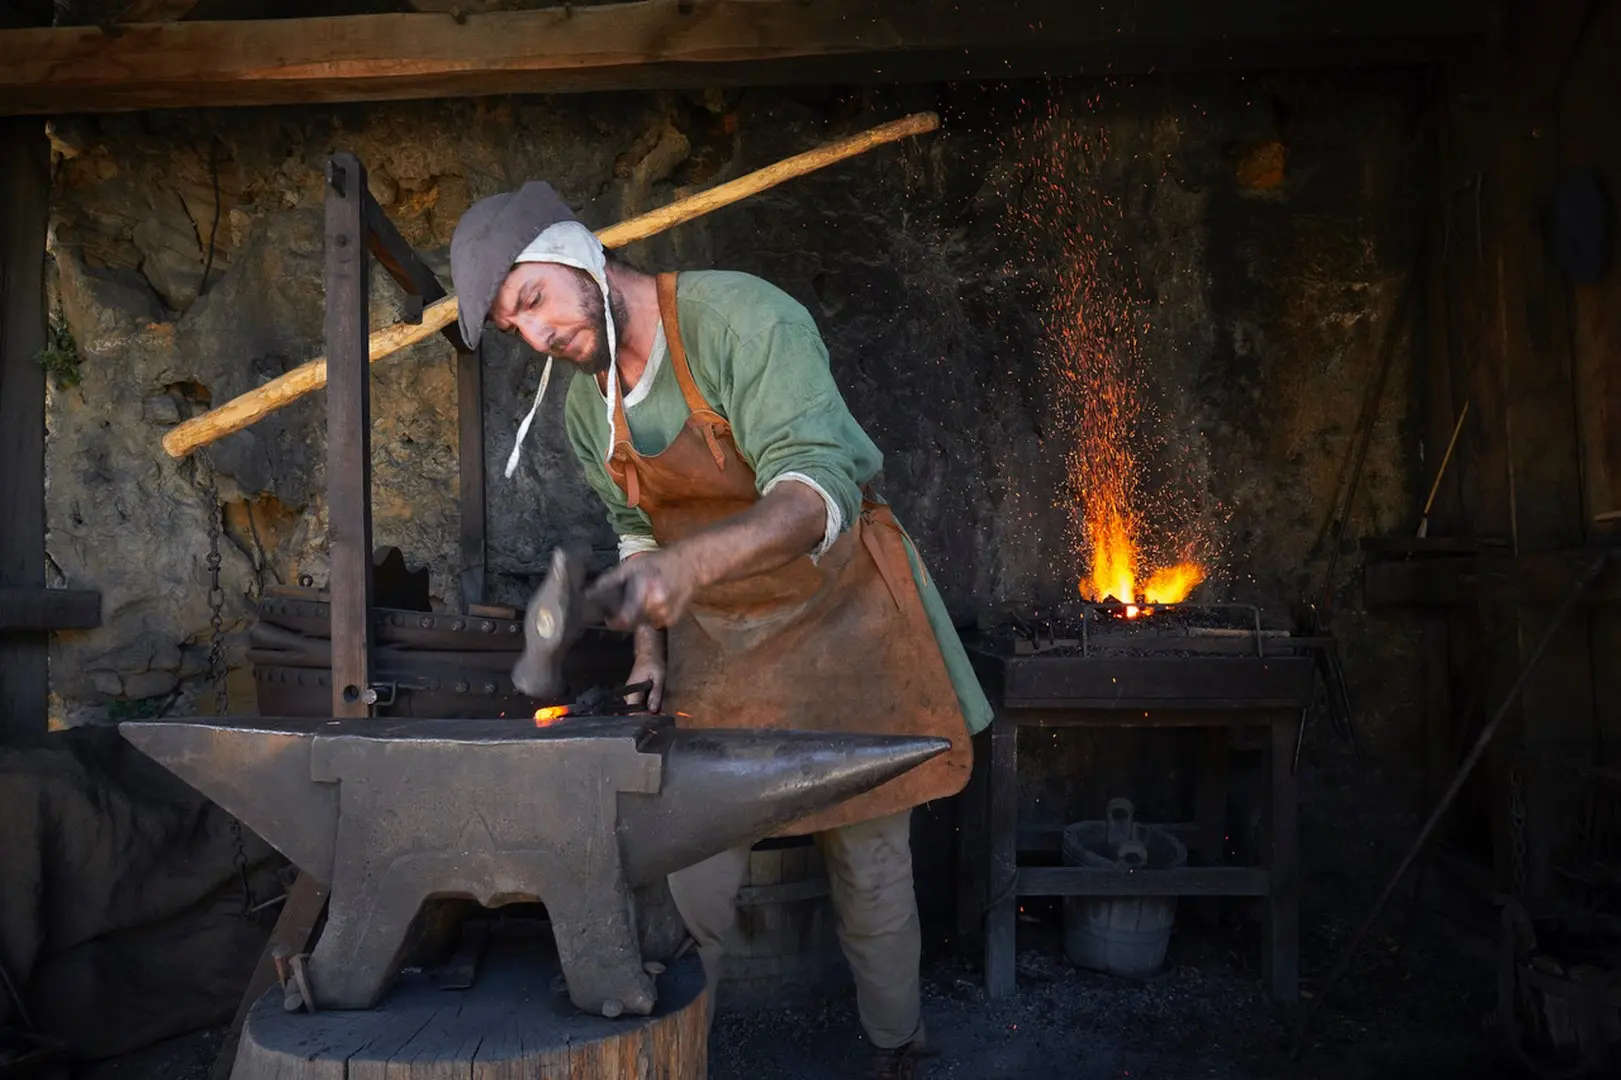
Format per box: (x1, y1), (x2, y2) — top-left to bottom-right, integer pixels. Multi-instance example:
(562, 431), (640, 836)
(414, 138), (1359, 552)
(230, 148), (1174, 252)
(762, 471), (843, 557)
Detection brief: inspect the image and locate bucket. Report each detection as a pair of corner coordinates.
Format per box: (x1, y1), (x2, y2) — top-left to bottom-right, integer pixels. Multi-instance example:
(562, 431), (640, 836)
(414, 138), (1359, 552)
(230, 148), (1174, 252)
(717, 837), (849, 1011)
(1061, 798), (1186, 977)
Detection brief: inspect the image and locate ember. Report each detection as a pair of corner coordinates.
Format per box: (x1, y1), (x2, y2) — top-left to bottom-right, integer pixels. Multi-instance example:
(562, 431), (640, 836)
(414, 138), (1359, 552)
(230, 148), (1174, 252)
(533, 705), (569, 727)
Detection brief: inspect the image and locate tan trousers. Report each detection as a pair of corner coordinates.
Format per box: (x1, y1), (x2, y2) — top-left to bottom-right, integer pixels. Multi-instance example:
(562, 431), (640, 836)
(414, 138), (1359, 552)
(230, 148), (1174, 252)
(665, 809), (924, 1051)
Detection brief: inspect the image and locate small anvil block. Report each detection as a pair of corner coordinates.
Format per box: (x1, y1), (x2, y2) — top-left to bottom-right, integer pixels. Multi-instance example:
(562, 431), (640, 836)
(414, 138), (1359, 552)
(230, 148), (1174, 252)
(119, 714), (946, 1017)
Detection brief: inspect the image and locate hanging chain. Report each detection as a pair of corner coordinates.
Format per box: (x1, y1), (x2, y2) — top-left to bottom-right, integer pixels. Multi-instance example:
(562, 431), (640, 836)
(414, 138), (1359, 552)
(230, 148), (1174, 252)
(1509, 759), (1528, 899)
(201, 454), (255, 919)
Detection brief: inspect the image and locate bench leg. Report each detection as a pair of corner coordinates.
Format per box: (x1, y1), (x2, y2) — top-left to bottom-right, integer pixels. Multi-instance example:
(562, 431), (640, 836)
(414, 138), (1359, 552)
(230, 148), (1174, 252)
(1264, 715), (1300, 1003)
(984, 710), (1018, 999)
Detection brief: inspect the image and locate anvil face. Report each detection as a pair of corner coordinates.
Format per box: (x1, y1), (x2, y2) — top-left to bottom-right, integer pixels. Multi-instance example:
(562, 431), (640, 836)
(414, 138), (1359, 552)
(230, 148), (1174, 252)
(119, 714), (946, 1018)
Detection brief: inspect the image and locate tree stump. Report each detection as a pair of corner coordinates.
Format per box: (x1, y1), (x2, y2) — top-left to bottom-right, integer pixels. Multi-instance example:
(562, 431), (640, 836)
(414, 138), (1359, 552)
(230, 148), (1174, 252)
(230, 938), (707, 1079)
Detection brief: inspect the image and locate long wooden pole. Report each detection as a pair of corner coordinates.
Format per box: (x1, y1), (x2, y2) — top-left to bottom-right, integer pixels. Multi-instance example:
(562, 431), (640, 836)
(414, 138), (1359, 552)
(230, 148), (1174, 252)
(161, 110), (938, 459)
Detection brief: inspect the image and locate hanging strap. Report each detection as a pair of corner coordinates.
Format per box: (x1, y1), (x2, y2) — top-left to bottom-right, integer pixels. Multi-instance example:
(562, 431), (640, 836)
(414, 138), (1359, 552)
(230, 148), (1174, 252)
(657, 272), (728, 470)
(504, 355), (553, 478)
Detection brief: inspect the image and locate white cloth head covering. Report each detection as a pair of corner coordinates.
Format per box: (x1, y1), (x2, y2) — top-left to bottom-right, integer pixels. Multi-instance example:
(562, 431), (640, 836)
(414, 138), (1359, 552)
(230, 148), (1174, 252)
(502, 220), (619, 477)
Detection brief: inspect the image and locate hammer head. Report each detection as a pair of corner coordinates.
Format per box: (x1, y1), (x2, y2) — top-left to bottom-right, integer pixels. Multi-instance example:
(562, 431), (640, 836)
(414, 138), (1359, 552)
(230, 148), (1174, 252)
(512, 547), (591, 701)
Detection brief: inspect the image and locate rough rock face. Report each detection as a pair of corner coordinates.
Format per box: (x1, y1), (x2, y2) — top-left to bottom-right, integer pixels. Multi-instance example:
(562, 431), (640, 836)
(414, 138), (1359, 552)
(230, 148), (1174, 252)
(43, 77), (1427, 817)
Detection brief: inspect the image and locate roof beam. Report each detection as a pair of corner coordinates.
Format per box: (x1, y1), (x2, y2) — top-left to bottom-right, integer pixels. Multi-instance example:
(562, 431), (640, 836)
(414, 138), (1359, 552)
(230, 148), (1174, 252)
(115, 0), (203, 23)
(0, 0), (1495, 117)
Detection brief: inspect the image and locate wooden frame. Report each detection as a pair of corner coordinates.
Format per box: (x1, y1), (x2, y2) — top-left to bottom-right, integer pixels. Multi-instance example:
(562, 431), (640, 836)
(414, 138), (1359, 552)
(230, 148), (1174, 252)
(971, 706), (1301, 1003)
(0, 0), (1492, 116)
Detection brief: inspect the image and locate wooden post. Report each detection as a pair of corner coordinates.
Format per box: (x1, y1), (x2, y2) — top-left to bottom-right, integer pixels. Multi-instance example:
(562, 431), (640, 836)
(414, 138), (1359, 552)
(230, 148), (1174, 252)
(458, 344), (486, 609)
(983, 709), (1018, 999)
(1480, 0), (1598, 903)
(0, 117), (50, 743)
(1264, 713), (1300, 1003)
(1562, 0), (1621, 780)
(324, 152), (374, 719)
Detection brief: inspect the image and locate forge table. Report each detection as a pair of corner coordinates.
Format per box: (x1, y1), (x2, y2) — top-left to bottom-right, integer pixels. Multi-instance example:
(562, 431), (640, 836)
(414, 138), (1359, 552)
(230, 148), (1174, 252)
(963, 617), (1316, 1003)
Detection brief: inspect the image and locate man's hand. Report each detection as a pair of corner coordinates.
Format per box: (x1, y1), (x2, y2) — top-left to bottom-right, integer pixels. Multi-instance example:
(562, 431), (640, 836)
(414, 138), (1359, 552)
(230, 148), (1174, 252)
(587, 481), (826, 631)
(589, 549), (702, 632)
(626, 624), (666, 711)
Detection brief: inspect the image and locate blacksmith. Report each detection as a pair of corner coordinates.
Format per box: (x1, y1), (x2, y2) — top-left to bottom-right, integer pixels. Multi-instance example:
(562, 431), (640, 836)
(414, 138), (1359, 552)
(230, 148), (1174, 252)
(450, 181), (991, 1079)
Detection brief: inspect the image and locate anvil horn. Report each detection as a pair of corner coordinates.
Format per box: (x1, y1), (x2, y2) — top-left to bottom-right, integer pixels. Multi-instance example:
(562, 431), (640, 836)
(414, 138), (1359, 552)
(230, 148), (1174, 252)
(618, 728), (951, 883)
(119, 718), (339, 879)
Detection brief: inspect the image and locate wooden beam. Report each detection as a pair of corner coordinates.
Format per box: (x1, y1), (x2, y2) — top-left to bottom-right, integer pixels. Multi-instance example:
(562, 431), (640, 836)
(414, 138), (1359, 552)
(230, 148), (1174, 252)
(0, 117), (50, 743)
(1364, 550), (1621, 607)
(0, 1), (1493, 116)
(0, 587), (101, 631)
(115, 0), (203, 23)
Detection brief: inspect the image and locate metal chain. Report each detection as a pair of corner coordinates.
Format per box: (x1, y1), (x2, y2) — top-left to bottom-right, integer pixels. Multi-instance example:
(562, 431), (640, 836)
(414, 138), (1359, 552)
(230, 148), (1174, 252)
(201, 455), (255, 919)
(1509, 760), (1528, 899)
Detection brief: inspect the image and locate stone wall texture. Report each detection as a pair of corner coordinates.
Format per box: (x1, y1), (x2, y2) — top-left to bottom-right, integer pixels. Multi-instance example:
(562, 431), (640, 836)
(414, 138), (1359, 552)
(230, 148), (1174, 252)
(41, 76), (1429, 843)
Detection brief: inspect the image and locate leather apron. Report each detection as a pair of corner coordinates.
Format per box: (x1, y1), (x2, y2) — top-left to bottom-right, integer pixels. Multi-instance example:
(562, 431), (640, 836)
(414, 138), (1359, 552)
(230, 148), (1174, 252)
(602, 273), (973, 835)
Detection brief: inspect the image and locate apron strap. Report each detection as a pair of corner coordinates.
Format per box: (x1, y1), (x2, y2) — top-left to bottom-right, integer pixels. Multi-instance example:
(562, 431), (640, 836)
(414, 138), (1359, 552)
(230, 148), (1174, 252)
(657, 272), (729, 470)
(657, 273), (713, 418)
(859, 503), (928, 620)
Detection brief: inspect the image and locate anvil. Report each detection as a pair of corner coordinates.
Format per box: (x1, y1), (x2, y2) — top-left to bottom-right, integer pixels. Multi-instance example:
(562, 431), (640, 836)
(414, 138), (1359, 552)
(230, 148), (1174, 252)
(118, 714), (947, 1017)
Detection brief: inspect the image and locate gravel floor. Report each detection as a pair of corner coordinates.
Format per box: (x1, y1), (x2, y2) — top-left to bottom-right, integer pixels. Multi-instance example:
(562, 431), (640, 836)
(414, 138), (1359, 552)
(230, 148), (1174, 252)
(707, 905), (1510, 1080)
(72, 896), (1514, 1080)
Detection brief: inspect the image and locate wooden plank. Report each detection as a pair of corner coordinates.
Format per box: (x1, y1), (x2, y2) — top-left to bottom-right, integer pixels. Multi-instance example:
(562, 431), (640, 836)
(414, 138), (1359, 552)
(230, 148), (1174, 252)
(1001, 706), (1309, 728)
(1264, 716), (1299, 1002)
(324, 153), (374, 719)
(1363, 550), (1621, 607)
(1002, 656), (1316, 709)
(361, 191), (463, 350)
(1015, 866), (1271, 897)
(1486, 0), (1599, 904)
(0, 587), (100, 631)
(0, 1), (1493, 116)
(0, 117), (49, 744)
(457, 345), (486, 610)
(210, 872), (330, 1080)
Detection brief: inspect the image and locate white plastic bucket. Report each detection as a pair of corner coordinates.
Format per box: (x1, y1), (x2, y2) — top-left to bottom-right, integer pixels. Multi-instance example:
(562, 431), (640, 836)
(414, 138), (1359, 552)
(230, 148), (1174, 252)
(1061, 798), (1186, 977)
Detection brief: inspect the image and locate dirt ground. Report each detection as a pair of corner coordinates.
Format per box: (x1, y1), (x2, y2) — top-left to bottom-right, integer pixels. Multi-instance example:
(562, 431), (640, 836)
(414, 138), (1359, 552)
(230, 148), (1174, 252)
(72, 893), (1513, 1080)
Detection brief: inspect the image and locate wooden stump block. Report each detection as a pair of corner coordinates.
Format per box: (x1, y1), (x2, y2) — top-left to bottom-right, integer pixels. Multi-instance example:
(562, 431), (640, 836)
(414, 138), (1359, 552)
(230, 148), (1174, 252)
(230, 934), (707, 1079)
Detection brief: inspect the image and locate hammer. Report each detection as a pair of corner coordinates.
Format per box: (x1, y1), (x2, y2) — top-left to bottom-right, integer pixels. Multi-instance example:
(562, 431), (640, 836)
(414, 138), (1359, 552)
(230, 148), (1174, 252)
(511, 547), (627, 700)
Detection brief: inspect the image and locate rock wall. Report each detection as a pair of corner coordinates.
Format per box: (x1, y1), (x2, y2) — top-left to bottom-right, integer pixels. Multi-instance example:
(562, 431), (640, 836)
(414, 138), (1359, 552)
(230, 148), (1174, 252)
(41, 77), (1428, 829)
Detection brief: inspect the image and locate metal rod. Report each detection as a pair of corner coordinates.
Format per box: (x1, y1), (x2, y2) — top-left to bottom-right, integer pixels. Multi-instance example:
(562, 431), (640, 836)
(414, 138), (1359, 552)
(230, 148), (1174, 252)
(1288, 551), (1609, 1058)
(1417, 399), (1470, 536)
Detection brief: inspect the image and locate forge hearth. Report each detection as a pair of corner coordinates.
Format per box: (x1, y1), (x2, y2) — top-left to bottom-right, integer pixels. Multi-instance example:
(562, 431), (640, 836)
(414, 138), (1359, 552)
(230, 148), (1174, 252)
(974, 603), (1316, 709)
(962, 602), (1316, 1002)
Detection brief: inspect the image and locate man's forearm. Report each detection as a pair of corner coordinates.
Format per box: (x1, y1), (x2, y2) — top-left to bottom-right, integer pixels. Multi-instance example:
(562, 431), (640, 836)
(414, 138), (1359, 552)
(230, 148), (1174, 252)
(671, 480), (827, 591)
(633, 623), (664, 664)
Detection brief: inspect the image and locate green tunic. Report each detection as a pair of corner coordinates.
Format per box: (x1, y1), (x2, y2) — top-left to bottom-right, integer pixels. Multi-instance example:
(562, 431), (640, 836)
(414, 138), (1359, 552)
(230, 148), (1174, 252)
(563, 269), (992, 735)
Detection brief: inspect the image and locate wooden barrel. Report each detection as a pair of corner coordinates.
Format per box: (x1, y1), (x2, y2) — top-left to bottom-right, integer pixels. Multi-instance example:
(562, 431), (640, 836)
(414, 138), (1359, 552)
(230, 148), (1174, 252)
(231, 943), (707, 1079)
(717, 836), (850, 1011)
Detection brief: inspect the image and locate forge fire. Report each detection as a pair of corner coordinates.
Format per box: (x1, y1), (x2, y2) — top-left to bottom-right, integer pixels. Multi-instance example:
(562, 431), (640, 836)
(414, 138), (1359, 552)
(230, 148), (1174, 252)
(1013, 104), (1208, 616)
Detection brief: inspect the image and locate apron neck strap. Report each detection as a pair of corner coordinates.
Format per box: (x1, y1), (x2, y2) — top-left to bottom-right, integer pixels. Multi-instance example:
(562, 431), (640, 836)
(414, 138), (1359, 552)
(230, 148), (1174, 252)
(656, 272), (717, 418)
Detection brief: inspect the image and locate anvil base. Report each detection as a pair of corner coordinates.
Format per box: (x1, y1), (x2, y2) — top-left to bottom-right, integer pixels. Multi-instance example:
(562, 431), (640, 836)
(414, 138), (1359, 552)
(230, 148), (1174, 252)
(231, 924), (708, 1080)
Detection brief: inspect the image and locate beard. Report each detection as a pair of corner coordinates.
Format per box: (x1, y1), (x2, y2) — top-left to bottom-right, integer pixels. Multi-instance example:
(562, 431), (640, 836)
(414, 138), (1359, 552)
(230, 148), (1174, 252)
(569, 273), (629, 376)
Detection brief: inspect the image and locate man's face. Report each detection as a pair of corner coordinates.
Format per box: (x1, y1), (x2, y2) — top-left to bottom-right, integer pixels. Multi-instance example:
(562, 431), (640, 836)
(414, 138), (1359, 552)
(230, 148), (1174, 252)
(488, 262), (611, 373)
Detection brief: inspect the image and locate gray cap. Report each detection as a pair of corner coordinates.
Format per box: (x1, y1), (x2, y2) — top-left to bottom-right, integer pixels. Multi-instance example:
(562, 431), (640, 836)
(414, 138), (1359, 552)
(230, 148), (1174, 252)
(449, 180), (582, 351)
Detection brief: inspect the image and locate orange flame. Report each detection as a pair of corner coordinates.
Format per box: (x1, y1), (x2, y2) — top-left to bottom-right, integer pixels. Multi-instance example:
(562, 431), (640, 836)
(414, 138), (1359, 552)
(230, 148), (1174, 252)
(533, 705), (570, 727)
